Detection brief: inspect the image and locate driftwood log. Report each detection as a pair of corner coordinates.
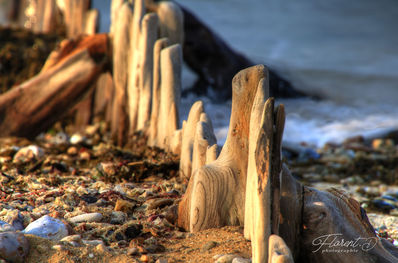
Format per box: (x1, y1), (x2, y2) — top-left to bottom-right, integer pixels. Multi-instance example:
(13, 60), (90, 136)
(0, 34), (109, 139)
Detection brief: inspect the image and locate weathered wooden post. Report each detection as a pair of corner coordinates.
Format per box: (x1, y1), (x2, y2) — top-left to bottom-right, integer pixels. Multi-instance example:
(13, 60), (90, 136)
(156, 1), (184, 46)
(136, 13), (158, 130)
(156, 44), (182, 148)
(179, 101), (205, 179)
(148, 38), (169, 146)
(191, 114), (217, 175)
(127, 0), (145, 133)
(177, 65), (268, 232)
(111, 2), (133, 146)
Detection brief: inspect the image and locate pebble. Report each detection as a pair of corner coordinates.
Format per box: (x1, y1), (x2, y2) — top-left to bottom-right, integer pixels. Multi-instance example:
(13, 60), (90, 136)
(215, 254), (240, 263)
(0, 221), (16, 232)
(13, 145), (44, 163)
(0, 231), (29, 263)
(114, 199), (135, 213)
(99, 162), (117, 176)
(79, 151), (91, 160)
(127, 247), (139, 256)
(144, 236), (158, 246)
(202, 241), (217, 251)
(174, 231), (186, 239)
(96, 243), (108, 253)
(298, 148), (321, 162)
(156, 259), (168, 263)
(69, 213), (103, 224)
(140, 254), (151, 262)
(110, 211), (127, 224)
(36, 244), (49, 253)
(60, 235), (82, 246)
(8, 211), (25, 231)
(109, 222), (142, 241)
(232, 258), (251, 263)
(145, 244), (166, 253)
(146, 198), (174, 210)
(51, 132), (69, 144)
(52, 244), (64, 251)
(70, 134), (86, 145)
(82, 239), (104, 246)
(372, 199), (396, 211)
(67, 146), (78, 155)
(23, 215), (68, 241)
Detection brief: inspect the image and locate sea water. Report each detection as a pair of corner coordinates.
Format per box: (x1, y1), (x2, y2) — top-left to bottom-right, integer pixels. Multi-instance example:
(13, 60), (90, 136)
(175, 0), (398, 147)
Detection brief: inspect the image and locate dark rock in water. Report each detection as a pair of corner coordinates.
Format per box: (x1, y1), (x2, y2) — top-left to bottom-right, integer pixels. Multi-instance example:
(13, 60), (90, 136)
(0, 231), (30, 263)
(179, 4), (306, 101)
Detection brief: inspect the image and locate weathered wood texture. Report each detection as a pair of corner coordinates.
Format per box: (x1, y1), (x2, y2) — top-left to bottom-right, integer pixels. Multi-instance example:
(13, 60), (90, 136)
(111, 3), (132, 146)
(127, 0), (145, 133)
(110, 0), (124, 35)
(177, 65), (268, 232)
(93, 72), (114, 124)
(179, 101), (205, 180)
(156, 44), (182, 148)
(278, 165), (303, 260)
(63, 0), (91, 38)
(250, 98), (285, 263)
(244, 78), (269, 241)
(137, 13), (158, 130)
(148, 38), (170, 146)
(0, 34), (108, 138)
(156, 1), (184, 46)
(191, 114), (217, 175)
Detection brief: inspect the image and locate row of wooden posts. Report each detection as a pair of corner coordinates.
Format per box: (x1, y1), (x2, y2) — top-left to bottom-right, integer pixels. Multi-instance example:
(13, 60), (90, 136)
(0, 1), (294, 262)
(109, 1), (294, 262)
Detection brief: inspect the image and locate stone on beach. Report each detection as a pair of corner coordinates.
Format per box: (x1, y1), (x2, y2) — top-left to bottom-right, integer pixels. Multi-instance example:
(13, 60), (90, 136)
(13, 145), (44, 163)
(68, 213), (103, 223)
(22, 215), (68, 241)
(0, 221), (16, 232)
(0, 231), (29, 263)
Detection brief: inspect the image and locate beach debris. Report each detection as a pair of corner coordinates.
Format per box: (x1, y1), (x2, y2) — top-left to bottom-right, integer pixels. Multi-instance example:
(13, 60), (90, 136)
(201, 241), (217, 252)
(69, 213), (103, 224)
(23, 215), (68, 241)
(13, 145), (44, 163)
(214, 254), (240, 263)
(0, 231), (29, 263)
(0, 221), (15, 233)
